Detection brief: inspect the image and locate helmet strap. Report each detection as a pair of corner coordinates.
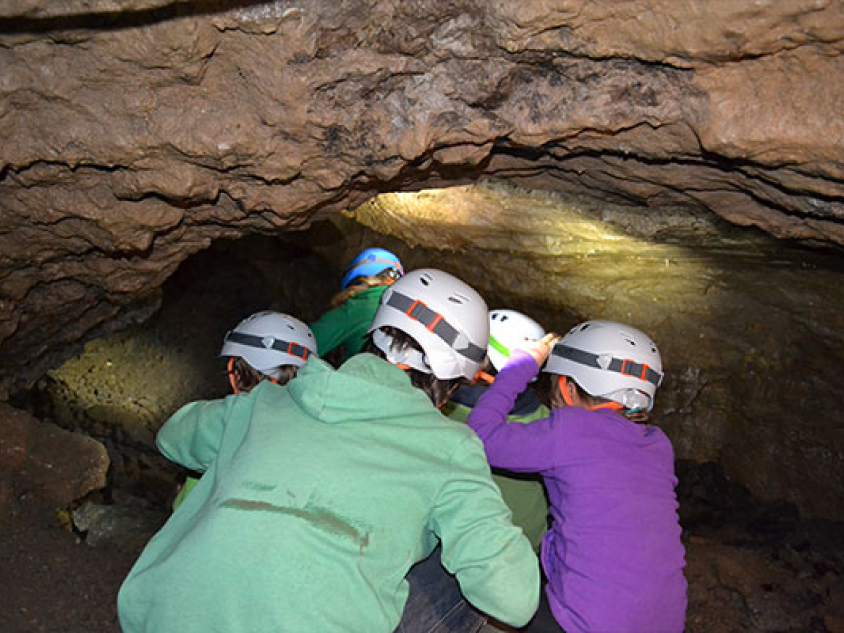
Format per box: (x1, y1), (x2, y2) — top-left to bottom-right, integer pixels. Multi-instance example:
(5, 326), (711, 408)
(474, 370), (495, 385)
(558, 375), (575, 407)
(227, 357), (241, 395)
(588, 401), (624, 412)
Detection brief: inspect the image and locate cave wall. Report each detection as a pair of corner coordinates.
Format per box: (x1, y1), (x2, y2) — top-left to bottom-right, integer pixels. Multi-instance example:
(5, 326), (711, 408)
(2, 0), (844, 398)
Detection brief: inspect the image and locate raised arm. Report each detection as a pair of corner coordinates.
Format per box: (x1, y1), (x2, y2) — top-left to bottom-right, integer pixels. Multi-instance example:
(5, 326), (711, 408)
(467, 335), (561, 473)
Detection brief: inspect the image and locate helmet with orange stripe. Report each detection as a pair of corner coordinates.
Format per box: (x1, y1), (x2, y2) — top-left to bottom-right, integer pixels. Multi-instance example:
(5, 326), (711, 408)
(368, 269), (489, 381)
(544, 320), (663, 412)
(220, 311), (318, 378)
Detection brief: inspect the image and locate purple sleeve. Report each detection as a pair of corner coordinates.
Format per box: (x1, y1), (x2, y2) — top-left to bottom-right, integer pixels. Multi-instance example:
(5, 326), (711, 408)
(467, 350), (559, 474)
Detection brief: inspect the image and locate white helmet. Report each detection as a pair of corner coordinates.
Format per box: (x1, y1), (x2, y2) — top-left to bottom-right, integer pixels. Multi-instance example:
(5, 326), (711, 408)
(544, 320), (663, 412)
(488, 310), (546, 377)
(368, 269), (489, 380)
(220, 311), (318, 378)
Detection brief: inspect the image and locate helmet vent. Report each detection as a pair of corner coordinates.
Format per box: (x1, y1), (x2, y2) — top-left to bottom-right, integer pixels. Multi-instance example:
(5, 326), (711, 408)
(448, 293), (470, 304)
(419, 273), (434, 286)
(621, 335), (636, 346)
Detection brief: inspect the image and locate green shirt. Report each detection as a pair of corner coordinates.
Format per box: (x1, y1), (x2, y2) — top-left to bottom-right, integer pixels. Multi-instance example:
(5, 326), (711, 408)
(118, 354), (539, 632)
(310, 285), (388, 362)
(442, 398), (550, 551)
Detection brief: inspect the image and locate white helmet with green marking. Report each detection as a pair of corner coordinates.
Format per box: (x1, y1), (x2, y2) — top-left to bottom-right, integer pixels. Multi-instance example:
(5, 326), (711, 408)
(488, 310), (546, 376)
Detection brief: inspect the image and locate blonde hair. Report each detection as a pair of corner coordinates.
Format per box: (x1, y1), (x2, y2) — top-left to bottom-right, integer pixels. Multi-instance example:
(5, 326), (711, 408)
(329, 270), (396, 308)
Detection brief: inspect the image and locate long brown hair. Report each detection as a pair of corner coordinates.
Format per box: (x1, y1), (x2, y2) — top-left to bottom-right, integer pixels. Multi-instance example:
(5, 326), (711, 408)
(329, 270), (396, 308)
(363, 326), (464, 407)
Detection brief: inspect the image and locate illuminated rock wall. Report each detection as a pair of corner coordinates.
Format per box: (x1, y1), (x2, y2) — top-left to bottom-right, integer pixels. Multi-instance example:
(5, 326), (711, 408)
(348, 183), (844, 521)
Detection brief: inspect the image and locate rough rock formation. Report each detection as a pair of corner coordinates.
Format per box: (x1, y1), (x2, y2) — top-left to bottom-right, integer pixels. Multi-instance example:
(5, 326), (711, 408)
(0, 403), (109, 506)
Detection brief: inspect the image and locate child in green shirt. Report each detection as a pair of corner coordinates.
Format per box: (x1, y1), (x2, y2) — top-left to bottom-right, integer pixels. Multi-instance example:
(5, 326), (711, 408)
(310, 247), (403, 363)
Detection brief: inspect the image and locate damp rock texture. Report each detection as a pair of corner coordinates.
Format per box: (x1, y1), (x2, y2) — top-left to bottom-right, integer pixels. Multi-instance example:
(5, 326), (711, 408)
(2, 0), (844, 397)
(348, 182), (844, 522)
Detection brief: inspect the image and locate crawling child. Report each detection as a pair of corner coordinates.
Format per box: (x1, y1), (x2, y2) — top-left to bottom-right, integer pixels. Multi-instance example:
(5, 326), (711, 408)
(467, 320), (687, 632)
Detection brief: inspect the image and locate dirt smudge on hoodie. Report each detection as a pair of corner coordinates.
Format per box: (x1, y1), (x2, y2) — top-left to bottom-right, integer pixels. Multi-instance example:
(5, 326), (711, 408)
(221, 498), (370, 551)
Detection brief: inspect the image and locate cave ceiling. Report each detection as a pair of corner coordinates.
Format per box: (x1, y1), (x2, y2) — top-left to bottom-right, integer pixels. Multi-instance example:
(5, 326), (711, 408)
(2, 0), (844, 400)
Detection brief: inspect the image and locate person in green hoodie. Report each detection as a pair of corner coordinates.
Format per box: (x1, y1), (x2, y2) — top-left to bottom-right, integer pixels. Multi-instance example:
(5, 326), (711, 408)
(170, 310), (319, 510)
(117, 268), (539, 633)
(442, 309), (550, 552)
(310, 247), (404, 364)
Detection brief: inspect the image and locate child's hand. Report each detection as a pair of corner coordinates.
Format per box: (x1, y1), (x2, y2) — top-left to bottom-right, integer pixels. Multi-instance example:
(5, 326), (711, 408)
(522, 333), (561, 367)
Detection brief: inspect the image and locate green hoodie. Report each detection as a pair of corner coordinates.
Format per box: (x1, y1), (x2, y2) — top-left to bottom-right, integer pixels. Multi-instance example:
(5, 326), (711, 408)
(118, 354), (539, 633)
(310, 285), (388, 362)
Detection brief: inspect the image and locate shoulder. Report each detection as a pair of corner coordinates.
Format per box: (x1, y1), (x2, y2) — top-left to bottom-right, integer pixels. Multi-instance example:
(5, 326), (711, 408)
(445, 423), (495, 462)
(348, 285), (388, 307)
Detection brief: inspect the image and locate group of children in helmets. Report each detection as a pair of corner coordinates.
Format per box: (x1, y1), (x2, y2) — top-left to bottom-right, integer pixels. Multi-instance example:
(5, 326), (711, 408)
(117, 248), (687, 633)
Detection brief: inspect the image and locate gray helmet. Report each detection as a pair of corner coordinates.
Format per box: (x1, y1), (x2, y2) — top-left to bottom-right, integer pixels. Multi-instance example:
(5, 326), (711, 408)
(368, 269), (489, 380)
(220, 311), (317, 378)
(544, 320), (663, 411)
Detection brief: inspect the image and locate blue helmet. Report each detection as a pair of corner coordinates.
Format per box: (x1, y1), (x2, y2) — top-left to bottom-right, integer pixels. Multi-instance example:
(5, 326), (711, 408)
(340, 247), (404, 289)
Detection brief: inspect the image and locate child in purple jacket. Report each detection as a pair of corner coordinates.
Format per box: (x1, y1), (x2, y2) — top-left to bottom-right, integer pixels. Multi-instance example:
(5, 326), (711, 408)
(467, 320), (687, 633)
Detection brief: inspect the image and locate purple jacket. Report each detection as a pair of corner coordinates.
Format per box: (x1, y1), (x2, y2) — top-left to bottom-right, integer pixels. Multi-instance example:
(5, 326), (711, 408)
(467, 351), (687, 633)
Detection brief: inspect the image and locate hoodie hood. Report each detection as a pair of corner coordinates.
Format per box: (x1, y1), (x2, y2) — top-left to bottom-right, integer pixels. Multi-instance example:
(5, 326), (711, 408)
(287, 353), (437, 424)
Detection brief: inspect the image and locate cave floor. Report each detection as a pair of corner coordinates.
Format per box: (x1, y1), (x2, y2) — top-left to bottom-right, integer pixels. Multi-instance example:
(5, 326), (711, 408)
(1, 478), (842, 633)
(0, 483), (138, 633)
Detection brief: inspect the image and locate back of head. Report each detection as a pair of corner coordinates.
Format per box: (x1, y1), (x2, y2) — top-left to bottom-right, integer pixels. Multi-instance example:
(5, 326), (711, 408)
(488, 309), (546, 375)
(341, 247), (404, 291)
(368, 268), (489, 382)
(543, 320), (663, 412)
(220, 311), (318, 380)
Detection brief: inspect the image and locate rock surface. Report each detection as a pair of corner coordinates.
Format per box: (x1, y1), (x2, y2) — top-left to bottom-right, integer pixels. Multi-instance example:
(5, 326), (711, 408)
(2, 0), (844, 400)
(0, 403), (109, 507)
(349, 182), (844, 521)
